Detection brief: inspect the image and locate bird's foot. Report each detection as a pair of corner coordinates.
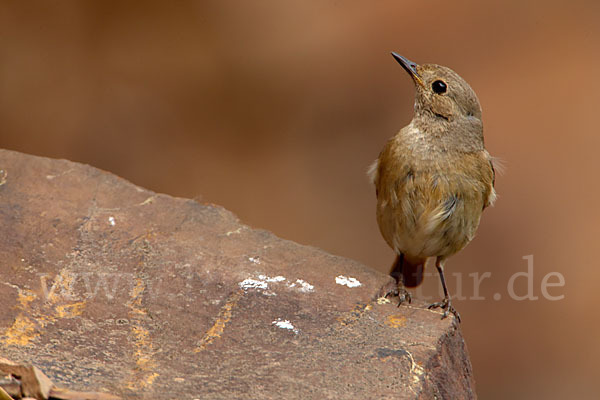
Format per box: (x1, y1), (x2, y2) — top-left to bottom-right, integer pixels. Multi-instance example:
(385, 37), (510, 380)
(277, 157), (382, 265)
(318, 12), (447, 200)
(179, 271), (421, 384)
(428, 297), (461, 322)
(394, 286), (412, 306)
(378, 280), (411, 306)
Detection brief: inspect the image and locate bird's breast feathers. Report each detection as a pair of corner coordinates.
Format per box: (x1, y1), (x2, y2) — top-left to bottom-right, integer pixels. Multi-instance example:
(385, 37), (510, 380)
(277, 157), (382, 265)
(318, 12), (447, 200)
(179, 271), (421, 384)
(371, 133), (494, 258)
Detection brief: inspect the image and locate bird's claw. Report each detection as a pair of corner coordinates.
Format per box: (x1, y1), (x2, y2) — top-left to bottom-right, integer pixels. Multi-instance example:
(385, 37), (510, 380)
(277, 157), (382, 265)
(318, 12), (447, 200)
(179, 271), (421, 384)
(378, 281), (412, 306)
(393, 287), (412, 306)
(428, 297), (461, 322)
(384, 286), (412, 306)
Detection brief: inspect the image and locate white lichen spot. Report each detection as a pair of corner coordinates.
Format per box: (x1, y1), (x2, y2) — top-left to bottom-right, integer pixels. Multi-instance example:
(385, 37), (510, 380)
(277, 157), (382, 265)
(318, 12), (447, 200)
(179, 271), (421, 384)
(238, 275), (285, 293)
(272, 318), (299, 334)
(239, 278), (268, 290)
(248, 256), (260, 264)
(289, 279), (314, 293)
(108, 216), (116, 226)
(226, 227), (242, 236)
(335, 275), (361, 288)
(258, 275), (285, 283)
(238, 274), (311, 295)
(139, 196), (155, 206)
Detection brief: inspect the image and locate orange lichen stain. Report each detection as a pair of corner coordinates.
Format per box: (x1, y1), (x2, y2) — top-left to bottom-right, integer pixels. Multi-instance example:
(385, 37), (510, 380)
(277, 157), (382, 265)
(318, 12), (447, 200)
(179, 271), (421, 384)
(125, 278), (159, 390)
(126, 324), (159, 390)
(131, 325), (157, 368)
(55, 301), (86, 318)
(195, 290), (243, 352)
(384, 314), (407, 328)
(17, 291), (36, 308)
(144, 372), (159, 387)
(128, 278), (147, 315)
(131, 278), (146, 299)
(35, 312), (55, 329)
(3, 286), (89, 346)
(2, 314), (37, 346)
(2, 290), (38, 346)
(3, 277), (91, 350)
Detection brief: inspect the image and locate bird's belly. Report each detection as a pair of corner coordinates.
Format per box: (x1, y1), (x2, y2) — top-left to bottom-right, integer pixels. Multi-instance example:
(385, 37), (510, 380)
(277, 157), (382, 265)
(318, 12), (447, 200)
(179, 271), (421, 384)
(376, 185), (481, 259)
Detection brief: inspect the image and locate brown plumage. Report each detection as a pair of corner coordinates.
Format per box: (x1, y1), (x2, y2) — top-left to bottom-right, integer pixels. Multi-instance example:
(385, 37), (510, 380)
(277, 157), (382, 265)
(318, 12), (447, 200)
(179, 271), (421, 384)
(369, 53), (496, 321)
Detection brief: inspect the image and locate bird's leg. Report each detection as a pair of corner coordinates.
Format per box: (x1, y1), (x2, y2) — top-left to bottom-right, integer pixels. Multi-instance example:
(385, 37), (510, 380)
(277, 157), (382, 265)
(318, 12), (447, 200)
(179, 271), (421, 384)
(428, 258), (461, 322)
(381, 254), (412, 305)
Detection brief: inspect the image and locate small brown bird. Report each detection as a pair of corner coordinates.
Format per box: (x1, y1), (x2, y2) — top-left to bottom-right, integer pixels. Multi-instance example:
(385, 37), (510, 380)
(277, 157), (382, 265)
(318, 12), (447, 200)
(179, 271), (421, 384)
(369, 53), (496, 321)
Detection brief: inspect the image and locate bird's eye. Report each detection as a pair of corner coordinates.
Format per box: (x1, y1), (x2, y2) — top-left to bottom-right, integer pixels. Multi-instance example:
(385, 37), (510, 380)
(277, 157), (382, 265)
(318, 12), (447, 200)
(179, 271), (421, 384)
(432, 80), (447, 94)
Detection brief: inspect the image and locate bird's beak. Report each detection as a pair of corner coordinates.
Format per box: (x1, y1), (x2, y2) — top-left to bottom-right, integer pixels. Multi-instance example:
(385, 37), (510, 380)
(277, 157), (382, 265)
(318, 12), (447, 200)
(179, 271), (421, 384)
(391, 52), (424, 87)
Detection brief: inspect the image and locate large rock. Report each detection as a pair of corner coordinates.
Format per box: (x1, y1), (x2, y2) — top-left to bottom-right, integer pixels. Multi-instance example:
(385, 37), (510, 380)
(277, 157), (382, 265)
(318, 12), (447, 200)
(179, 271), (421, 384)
(0, 149), (476, 399)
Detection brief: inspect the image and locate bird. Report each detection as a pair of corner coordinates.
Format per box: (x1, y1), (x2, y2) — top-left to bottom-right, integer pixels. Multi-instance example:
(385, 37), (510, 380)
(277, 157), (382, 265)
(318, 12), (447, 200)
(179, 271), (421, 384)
(368, 52), (496, 321)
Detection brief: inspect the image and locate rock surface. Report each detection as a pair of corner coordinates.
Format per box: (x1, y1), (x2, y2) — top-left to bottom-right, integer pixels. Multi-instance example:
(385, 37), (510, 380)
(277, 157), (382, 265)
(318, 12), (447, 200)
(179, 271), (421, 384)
(0, 149), (476, 399)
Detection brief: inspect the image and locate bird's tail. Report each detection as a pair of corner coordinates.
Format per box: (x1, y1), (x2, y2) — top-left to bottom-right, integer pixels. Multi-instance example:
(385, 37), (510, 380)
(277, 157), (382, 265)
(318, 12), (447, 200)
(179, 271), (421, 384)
(390, 254), (425, 288)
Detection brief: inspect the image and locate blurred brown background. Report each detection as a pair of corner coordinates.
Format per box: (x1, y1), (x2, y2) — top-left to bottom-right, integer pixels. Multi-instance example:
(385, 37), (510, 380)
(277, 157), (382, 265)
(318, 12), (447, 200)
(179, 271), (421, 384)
(1, 0), (598, 398)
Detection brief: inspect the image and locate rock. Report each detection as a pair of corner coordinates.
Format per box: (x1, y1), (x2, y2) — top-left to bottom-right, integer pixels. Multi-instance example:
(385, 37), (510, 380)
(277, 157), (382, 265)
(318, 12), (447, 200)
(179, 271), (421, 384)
(0, 149), (476, 399)
(0, 358), (53, 399)
(0, 356), (121, 400)
(0, 386), (14, 400)
(49, 387), (122, 400)
(0, 372), (20, 399)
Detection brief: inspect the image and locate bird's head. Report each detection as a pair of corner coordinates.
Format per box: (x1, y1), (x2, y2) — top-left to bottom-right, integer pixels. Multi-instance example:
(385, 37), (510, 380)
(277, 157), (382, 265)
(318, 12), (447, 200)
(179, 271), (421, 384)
(391, 52), (482, 123)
